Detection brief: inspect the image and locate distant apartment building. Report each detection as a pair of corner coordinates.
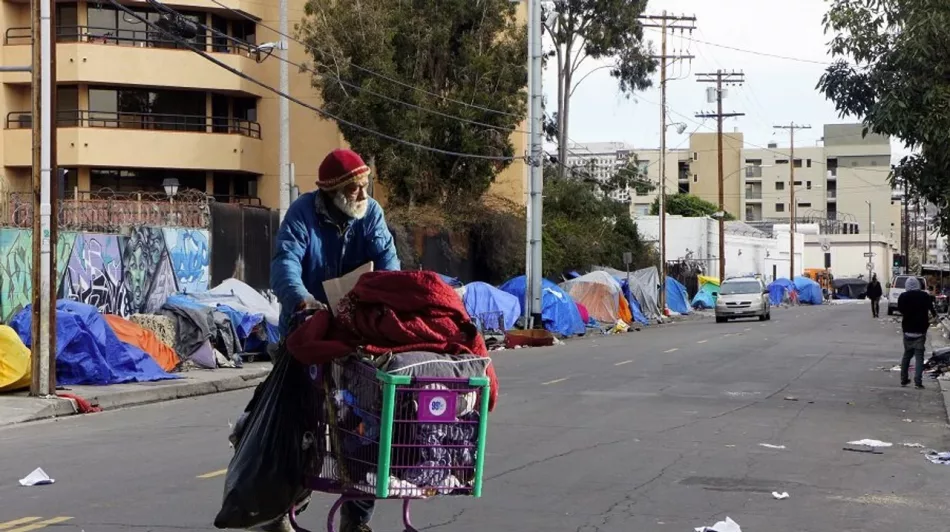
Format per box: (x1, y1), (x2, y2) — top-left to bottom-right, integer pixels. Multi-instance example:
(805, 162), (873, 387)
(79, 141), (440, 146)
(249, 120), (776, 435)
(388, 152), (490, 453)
(566, 141), (690, 208)
(628, 124), (901, 247)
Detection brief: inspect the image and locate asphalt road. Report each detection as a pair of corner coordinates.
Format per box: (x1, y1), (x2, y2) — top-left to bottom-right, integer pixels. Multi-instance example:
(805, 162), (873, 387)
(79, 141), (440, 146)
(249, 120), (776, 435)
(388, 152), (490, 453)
(3, 304), (950, 532)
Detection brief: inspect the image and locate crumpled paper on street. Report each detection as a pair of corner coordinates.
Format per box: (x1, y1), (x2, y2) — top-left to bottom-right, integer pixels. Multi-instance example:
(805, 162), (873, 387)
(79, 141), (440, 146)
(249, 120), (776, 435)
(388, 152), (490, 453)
(847, 439), (892, 448)
(925, 451), (950, 465)
(695, 516), (741, 532)
(772, 491), (790, 500)
(19, 467), (54, 486)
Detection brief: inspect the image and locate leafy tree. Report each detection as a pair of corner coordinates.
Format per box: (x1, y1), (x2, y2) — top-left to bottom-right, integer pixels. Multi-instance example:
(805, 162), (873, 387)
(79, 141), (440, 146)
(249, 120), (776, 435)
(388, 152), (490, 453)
(298, 0), (527, 206)
(601, 158), (654, 197)
(649, 193), (736, 220)
(543, 167), (654, 276)
(544, 0), (657, 176)
(816, 0), (950, 231)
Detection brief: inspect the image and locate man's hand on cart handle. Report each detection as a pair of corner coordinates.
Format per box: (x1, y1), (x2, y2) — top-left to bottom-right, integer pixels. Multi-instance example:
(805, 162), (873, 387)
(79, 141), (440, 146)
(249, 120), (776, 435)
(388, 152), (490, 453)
(297, 296), (328, 312)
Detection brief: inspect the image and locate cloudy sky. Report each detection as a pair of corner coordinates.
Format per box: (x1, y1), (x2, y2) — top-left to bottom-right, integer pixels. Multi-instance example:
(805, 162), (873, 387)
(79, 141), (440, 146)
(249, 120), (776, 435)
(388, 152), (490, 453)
(543, 0), (912, 162)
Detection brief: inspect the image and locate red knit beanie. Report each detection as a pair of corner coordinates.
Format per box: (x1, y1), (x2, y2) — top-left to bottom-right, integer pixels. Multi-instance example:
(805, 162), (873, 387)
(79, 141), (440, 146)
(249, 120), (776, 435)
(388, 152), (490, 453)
(317, 149), (370, 190)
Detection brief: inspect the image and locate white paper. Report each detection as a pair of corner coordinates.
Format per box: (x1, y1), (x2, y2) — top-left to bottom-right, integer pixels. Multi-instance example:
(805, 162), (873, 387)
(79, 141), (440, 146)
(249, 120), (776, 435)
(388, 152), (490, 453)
(758, 443), (786, 450)
(901, 442), (925, 448)
(847, 439), (893, 448)
(772, 491), (790, 500)
(323, 262), (373, 316)
(695, 516), (741, 532)
(19, 467), (54, 487)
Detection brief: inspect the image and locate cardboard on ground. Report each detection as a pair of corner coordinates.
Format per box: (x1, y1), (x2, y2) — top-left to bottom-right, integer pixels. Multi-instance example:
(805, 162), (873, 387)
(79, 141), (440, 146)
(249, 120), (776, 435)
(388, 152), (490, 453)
(323, 262), (373, 316)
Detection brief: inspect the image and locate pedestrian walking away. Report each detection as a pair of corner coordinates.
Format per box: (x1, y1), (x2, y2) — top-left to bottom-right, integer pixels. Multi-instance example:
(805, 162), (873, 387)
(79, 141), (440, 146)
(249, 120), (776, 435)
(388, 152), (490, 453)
(866, 273), (883, 318)
(897, 277), (937, 389)
(259, 148), (400, 532)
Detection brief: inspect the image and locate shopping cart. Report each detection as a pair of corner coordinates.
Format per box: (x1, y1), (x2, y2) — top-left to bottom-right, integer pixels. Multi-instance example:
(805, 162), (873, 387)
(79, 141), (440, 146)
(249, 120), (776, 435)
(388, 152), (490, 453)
(291, 356), (491, 532)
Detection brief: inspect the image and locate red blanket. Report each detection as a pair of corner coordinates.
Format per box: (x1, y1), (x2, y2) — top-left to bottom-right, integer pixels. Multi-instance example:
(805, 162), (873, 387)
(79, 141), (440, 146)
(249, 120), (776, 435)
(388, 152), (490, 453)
(287, 271), (498, 410)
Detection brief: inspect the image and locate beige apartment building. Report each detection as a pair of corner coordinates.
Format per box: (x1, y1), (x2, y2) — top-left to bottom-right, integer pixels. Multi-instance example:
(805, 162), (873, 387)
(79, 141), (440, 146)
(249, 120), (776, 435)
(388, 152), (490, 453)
(0, 0), (526, 208)
(629, 124), (900, 246)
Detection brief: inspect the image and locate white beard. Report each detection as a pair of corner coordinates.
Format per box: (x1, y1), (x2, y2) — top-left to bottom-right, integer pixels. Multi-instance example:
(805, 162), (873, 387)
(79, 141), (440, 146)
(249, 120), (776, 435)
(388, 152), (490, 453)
(332, 192), (369, 220)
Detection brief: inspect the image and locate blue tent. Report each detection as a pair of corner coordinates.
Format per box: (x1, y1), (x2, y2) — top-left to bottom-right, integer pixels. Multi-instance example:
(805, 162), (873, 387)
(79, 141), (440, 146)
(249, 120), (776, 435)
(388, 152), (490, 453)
(767, 278), (796, 306)
(9, 301), (177, 386)
(462, 282), (521, 331)
(793, 276), (824, 305)
(499, 276), (586, 337)
(665, 276), (691, 315)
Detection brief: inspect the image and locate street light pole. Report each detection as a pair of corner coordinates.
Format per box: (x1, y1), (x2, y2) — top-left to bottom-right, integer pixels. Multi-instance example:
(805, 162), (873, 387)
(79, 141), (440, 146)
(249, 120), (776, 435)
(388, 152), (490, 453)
(524, 0), (544, 326)
(277, 0), (290, 221)
(866, 200), (873, 276)
(774, 122), (811, 279)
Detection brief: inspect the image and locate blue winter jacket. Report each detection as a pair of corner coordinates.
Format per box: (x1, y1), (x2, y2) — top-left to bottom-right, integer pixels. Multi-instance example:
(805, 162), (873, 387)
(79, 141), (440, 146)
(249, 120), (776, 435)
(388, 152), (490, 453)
(270, 191), (400, 335)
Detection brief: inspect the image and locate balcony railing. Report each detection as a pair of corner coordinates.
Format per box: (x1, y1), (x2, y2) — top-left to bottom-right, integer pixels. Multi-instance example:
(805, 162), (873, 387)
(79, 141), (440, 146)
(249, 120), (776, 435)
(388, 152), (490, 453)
(745, 166), (763, 178)
(746, 190), (763, 200)
(827, 189), (837, 199)
(5, 25), (258, 55)
(6, 110), (261, 139)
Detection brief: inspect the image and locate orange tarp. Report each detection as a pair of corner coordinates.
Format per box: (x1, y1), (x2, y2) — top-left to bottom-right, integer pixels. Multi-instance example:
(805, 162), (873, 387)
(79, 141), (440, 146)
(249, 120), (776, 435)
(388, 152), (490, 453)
(618, 294), (633, 324)
(105, 314), (180, 372)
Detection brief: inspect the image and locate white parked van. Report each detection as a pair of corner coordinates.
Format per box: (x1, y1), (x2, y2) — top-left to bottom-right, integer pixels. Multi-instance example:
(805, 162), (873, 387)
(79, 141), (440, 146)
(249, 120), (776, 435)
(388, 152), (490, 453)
(887, 275), (927, 316)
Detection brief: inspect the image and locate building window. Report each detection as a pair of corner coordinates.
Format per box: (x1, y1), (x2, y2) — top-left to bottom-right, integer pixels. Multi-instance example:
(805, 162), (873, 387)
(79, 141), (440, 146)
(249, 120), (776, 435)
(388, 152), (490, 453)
(90, 168), (207, 194)
(798, 202), (812, 208)
(776, 159), (789, 164)
(88, 87), (207, 131)
(86, 5), (207, 49)
(794, 180), (802, 186)
(693, 152), (698, 160)
(693, 174), (698, 183)
(793, 159), (803, 168)
(776, 203), (785, 213)
(776, 182), (785, 191)
(806, 181), (812, 190)
(806, 159), (812, 168)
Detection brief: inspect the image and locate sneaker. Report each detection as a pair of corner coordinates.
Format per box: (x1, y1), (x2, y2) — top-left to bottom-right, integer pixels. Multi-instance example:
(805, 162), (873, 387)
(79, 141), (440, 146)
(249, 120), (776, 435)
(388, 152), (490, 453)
(340, 524), (373, 532)
(916, 383), (926, 389)
(257, 516), (293, 532)
(901, 379), (911, 387)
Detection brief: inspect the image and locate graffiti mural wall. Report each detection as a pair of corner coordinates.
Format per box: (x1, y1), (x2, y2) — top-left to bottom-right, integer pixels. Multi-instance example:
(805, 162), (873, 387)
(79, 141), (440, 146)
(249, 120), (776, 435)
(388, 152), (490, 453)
(0, 227), (211, 322)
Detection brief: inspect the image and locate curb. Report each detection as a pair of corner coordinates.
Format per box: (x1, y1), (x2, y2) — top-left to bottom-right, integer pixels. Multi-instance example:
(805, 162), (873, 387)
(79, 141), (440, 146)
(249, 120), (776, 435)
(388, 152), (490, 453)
(939, 379), (950, 425)
(3, 369), (269, 427)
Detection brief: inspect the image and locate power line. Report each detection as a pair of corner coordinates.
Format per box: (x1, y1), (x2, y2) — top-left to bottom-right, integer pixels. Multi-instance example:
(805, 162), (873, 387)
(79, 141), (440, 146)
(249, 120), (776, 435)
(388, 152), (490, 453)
(207, 0), (524, 119)
(644, 26), (833, 66)
(111, 0), (520, 161)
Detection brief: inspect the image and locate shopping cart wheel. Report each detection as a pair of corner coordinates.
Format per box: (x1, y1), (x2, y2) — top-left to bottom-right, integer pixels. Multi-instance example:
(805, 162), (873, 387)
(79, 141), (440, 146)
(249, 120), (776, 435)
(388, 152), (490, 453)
(402, 499), (419, 532)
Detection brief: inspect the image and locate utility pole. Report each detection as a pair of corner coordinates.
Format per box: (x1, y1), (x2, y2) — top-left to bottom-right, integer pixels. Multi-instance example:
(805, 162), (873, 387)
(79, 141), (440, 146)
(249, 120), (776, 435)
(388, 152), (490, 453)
(277, 0), (290, 221)
(696, 70), (744, 281)
(30, 0), (54, 396)
(640, 11), (695, 314)
(524, 0), (544, 326)
(773, 122), (811, 280)
(866, 200), (873, 276)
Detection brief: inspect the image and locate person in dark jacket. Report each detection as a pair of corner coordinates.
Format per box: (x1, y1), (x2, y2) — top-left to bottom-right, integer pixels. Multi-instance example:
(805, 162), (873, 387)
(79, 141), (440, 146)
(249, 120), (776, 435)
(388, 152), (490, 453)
(866, 274), (883, 318)
(897, 277), (937, 389)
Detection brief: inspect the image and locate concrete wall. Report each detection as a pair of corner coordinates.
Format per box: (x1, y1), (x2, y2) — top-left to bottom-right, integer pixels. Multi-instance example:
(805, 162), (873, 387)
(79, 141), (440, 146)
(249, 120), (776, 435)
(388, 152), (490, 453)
(803, 233), (895, 280)
(0, 227), (210, 322)
(635, 215), (804, 281)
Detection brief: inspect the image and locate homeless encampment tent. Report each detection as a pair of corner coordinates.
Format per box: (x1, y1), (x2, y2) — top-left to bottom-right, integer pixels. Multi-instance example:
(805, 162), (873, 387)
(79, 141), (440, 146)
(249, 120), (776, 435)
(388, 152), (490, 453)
(105, 314), (180, 372)
(833, 278), (868, 300)
(9, 301), (176, 386)
(691, 276), (720, 309)
(665, 276), (691, 315)
(793, 276), (824, 305)
(0, 325), (31, 392)
(461, 282), (520, 331)
(767, 278), (796, 306)
(188, 278), (280, 349)
(559, 271), (631, 324)
(499, 276), (586, 337)
(592, 266), (649, 325)
(161, 295), (242, 366)
(629, 267), (662, 321)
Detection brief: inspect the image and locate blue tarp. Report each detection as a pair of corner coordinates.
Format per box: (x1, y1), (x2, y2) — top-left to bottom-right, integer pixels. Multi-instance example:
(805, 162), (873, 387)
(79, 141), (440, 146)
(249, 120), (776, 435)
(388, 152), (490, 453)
(499, 276), (586, 337)
(691, 284), (717, 310)
(628, 293), (649, 325)
(665, 276), (691, 315)
(793, 276), (824, 305)
(9, 301), (177, 386)
(462, 282), (521, 331)
(767, 278), (796, 306)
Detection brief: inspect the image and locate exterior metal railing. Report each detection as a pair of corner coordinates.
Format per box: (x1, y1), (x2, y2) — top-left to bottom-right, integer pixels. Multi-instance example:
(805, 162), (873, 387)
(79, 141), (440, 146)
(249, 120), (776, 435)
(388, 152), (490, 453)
(1, 189), (215, 232)
(6, 110), (261, 139)
(745, 166), (763, 178)
(5, 25), (258, 55)
(746, 190), (763, 200)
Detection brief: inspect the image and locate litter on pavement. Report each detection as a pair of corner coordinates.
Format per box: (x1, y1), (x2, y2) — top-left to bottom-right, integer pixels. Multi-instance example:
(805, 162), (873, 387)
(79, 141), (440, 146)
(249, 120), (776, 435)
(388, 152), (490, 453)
(695, 516), (741, 532)
(847, 439), (893, 448)
(772, 491), (790, 500)
(901, 442), (926, 448)
(19, 467), (54, 486)
(758, 443), (786, 450)
(925, 451), (950, 465)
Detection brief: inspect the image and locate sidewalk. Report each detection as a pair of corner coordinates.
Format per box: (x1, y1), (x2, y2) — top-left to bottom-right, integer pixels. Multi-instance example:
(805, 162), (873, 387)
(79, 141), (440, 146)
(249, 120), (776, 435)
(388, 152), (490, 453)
(0, 362), (270, 427)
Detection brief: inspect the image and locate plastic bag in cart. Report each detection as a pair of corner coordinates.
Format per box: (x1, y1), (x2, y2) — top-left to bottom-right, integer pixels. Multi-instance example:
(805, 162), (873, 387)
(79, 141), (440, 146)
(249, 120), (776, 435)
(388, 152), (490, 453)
(213, 351), (319, 529)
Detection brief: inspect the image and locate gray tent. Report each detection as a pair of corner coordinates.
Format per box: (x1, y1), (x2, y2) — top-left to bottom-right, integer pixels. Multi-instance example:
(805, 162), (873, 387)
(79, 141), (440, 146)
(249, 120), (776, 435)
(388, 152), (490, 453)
(629, 267), (662, 321)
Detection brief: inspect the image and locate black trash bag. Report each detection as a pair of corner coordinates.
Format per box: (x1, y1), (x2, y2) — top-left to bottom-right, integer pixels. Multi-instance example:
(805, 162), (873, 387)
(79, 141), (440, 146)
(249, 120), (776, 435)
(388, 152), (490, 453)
(214, 351), (319, 529)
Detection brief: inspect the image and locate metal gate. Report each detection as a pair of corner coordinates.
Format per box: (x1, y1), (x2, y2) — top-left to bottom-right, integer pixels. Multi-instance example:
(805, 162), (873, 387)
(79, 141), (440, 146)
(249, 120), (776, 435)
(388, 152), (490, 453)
(210, 202), (279, 290)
